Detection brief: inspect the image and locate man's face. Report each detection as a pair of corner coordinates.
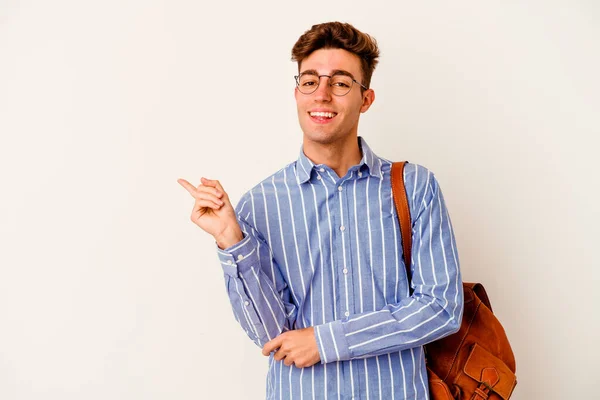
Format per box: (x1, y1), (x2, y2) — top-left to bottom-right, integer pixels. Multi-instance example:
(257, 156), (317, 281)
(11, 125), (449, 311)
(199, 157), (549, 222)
(294, 48), (374, 147)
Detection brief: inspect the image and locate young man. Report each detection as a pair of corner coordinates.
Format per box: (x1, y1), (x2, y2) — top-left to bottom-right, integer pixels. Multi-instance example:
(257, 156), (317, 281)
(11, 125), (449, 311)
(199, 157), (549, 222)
(179, 22), (463, 400)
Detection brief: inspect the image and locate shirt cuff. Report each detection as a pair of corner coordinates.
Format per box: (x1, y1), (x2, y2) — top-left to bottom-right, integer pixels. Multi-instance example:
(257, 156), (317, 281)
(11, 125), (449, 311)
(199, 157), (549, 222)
(314, 320), (351, 364)
(216, 233), (260, 278)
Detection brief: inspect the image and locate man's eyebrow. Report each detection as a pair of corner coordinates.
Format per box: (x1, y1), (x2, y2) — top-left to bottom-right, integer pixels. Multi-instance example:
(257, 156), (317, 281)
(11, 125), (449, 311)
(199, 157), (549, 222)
(330, 69), (355, 79)
(299, 69), (356, 80)
(298, 69), (318, 76)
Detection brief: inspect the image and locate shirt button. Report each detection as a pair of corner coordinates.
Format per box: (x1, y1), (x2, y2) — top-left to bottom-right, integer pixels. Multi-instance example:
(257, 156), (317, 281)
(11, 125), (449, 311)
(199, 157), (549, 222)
(319, 168), (325, 172)
(317, 175), (322, 180)
(338, 186), (343, 192)
(344, 311), (350, 317)
(340, 225), (346, 231)
(237, 254), (244, 261)
(358, 172), (363, 177)
(244, 301), (250, 306)
(227, 260), (233, 265)
(342, 268), (348, 274)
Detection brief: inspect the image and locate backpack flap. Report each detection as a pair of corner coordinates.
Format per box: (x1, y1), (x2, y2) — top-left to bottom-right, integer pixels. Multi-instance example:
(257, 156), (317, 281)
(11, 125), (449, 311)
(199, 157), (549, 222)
(463, 344), (517, 400)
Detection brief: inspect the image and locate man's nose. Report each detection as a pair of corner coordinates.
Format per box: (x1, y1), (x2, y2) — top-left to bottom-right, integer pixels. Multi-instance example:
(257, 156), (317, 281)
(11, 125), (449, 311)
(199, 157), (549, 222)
(313, 76), (332, 102)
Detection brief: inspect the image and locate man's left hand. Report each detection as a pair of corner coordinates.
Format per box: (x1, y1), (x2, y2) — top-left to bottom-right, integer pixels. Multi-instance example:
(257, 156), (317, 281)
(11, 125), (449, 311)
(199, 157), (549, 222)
(262, 327), (321, 368)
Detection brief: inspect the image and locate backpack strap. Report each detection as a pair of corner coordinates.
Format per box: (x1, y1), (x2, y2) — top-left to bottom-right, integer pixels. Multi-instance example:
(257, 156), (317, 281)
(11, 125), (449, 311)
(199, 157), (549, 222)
(467, 282), (493, 312)
(391, 162), (413, 282)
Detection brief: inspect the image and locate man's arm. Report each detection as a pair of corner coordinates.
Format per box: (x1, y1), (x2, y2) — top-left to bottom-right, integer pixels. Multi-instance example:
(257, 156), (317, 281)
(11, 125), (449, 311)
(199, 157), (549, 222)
(263, 168), (463, 365)
(178, 177), (296, 347)
(218, 212), (297, 347)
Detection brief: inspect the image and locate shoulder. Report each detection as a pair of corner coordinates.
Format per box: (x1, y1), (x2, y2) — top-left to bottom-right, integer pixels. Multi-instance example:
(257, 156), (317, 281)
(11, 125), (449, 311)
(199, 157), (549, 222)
(376, 157), (434, 181)
(402, 162), (438, 190)
(379, 158), (437, 190)
(390, 161), (443, 218)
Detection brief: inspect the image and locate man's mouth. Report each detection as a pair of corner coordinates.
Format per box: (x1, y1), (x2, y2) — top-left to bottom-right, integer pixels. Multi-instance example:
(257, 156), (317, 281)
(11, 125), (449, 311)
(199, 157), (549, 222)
(309, 111), (337, 121)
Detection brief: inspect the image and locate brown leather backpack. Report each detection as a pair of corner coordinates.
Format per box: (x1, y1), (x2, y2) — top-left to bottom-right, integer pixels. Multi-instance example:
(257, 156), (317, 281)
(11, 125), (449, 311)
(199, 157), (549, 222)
(391, 162), (517, 400)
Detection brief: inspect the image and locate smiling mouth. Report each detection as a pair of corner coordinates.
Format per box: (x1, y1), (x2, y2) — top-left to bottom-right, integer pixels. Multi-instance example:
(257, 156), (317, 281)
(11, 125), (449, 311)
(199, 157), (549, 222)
(309, 111), (337, 119)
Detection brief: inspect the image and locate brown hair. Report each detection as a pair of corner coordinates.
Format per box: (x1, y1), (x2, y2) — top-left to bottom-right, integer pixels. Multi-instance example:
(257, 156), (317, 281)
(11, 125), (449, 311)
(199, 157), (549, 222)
(291, 22), (380, 89)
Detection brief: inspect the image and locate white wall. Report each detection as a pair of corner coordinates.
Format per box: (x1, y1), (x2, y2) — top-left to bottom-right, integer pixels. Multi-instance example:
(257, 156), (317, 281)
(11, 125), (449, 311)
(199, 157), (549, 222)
(1, 1), (598, 399)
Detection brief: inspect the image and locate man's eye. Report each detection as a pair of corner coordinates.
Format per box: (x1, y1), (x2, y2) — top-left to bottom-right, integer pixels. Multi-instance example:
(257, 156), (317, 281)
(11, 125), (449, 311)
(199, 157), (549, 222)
(302, 81), (316, 86)
(332, 81), (350, 88)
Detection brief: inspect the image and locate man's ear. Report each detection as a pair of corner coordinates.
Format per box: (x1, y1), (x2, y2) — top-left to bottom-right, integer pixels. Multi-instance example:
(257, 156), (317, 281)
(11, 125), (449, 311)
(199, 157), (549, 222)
(360, 89), (375, 113)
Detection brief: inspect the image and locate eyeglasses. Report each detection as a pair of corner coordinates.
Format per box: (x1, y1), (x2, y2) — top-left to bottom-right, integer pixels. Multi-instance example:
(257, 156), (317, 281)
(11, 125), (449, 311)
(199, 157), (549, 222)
(294, 73), (368, 96)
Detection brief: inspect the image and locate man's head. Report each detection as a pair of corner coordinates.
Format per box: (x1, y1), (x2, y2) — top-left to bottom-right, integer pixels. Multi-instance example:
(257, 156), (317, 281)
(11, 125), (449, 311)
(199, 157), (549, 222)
(291, 22), (379, 148)
(292, 22), (380, 90)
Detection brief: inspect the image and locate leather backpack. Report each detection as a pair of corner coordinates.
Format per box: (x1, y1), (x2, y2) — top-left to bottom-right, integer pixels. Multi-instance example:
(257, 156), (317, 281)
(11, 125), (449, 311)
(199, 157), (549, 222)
(391, 162), (517, 400)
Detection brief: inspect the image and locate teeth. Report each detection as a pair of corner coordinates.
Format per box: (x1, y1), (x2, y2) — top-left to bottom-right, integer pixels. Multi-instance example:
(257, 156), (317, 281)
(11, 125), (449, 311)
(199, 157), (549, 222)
(310, 112), (336, 118)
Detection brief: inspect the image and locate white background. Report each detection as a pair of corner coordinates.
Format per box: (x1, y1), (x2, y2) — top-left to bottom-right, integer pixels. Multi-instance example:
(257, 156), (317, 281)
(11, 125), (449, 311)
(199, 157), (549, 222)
(1, 1), (598, 399)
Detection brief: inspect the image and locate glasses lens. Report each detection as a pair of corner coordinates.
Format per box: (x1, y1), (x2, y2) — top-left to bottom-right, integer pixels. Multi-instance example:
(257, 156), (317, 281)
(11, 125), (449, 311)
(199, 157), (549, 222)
(297, 74), (320, 94)
(329, 75), (353, 96)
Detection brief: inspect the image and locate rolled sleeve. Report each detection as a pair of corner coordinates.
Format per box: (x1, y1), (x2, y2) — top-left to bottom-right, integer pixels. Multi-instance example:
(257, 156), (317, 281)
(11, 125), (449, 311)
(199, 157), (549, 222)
(314, 320), (351, 364)
(217, 233), (260, 278)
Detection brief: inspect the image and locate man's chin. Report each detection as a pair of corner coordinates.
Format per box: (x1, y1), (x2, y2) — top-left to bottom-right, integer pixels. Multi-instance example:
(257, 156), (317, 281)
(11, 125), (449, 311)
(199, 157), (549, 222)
(303, 131), (339, 146)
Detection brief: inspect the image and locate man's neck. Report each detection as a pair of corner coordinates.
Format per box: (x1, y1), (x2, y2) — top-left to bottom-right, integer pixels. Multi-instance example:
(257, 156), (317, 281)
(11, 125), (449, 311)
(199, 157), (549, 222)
(303, 136), (362, 178)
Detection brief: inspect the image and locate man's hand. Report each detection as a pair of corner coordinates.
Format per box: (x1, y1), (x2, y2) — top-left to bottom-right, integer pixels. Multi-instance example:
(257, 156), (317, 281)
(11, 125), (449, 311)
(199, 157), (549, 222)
(262, 327), (321, 368)
(177, 177), (243, 249)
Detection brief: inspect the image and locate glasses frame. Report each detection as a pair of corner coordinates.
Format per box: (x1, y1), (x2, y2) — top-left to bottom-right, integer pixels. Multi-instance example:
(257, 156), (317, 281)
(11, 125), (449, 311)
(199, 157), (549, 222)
(294, 73), (368, 96)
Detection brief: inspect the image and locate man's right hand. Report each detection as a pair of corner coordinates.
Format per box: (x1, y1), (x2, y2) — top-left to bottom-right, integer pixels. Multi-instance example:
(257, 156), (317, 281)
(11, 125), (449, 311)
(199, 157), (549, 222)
(177, 177), (244, 249)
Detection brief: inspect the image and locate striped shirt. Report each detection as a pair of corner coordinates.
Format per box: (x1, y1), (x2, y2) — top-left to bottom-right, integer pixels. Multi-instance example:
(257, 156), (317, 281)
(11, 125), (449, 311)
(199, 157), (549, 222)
(217, 137), (463, 400)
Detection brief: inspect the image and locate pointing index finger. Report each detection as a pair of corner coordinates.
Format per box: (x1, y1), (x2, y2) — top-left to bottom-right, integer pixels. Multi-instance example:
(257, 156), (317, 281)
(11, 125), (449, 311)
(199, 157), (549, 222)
(177, 178), (197, 196)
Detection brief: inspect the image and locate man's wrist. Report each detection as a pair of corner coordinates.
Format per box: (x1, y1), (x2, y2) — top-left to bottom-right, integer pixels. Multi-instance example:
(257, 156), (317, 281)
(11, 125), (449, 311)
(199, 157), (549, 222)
(215, 225), (244, 250)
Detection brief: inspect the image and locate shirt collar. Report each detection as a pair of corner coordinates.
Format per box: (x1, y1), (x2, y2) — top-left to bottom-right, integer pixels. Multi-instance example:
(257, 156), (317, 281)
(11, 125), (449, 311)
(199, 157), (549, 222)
(295, 136), (383, 184)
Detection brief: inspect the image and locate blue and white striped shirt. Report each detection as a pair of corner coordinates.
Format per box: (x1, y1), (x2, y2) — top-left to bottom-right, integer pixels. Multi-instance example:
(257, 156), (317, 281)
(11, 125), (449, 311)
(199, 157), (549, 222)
(217, 137), (463, 400)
